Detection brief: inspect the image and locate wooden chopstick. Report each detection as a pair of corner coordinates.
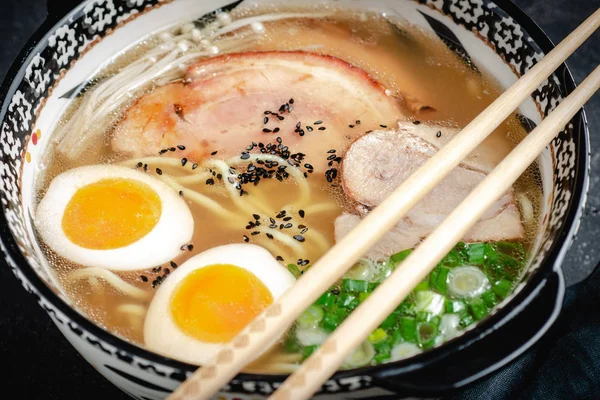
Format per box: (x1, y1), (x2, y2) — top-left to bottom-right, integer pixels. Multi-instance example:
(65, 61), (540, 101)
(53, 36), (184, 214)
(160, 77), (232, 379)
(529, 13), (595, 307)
(168, 8), (600, 400)
(271, 61), (600, 400)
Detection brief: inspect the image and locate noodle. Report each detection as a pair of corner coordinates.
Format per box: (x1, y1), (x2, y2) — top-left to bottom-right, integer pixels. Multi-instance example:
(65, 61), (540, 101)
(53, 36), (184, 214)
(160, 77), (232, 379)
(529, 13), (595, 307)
(67, 268), (151, 301)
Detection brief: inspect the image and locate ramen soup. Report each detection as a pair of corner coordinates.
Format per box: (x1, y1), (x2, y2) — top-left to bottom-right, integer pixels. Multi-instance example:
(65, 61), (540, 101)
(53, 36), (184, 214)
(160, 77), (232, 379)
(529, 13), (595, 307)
(34, 6), (541, 373)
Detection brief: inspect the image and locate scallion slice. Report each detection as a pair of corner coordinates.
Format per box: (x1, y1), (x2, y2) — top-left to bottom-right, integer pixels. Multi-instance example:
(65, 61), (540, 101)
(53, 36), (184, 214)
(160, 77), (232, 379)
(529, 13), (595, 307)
(295, 325), (330, 347)
(344, 341), (375, 368)
(417, 322), (439, 349)
(493, 277), (513, 299)
(447, 266), (491, 299)
(297, 305), (324, 329)
(342, 279), (370, 293)
(414, 290), (445, 315)
(390, 342), (422, 362)
(439, 314), (461, 340)
(468, 243), (486, 265)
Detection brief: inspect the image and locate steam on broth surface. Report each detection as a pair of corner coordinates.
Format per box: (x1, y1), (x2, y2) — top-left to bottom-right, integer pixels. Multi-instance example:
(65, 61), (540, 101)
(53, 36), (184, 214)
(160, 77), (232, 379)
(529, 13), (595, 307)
(35, 6), (542, 373)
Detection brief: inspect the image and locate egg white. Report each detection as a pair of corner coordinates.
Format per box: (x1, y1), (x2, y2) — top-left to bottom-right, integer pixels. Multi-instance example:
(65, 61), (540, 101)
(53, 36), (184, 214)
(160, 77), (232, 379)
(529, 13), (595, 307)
(144, 243), (296, 365)
(35, 165), (194, 271)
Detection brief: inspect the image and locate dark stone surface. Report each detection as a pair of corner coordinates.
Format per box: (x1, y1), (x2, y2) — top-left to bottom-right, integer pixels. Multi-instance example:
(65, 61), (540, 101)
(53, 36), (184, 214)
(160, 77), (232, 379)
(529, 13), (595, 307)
(0, 0), (597, 399)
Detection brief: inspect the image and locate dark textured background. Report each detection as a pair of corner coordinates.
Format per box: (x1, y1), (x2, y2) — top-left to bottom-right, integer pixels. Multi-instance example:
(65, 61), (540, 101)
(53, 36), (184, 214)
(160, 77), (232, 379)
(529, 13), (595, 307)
(0, 1), (598, 399)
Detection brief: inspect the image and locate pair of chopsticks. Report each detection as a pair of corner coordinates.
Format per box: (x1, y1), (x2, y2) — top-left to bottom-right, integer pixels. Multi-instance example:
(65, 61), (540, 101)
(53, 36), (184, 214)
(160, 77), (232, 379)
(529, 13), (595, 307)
(170, 8), (600, 400)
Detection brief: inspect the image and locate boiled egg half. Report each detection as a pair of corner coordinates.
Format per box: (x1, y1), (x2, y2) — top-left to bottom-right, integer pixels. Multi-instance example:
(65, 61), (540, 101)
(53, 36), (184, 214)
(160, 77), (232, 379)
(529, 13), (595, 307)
(35, 165), (194, 271)
(144, 244), (296, 365)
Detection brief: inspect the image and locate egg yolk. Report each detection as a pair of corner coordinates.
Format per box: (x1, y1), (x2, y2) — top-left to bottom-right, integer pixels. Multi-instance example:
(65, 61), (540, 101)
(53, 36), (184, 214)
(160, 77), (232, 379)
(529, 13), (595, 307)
(170, 264), (273, 343)
(62, 178), (162, 250)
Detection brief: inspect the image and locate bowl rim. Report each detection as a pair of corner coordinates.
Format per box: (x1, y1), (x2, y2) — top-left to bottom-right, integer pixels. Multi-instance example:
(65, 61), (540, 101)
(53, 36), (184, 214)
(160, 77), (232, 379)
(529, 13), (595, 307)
(0, 0), (590, 388)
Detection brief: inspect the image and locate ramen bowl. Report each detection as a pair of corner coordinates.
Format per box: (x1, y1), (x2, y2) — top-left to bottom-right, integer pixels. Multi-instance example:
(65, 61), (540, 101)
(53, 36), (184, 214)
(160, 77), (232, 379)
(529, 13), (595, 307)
(0, 0), (589, 399)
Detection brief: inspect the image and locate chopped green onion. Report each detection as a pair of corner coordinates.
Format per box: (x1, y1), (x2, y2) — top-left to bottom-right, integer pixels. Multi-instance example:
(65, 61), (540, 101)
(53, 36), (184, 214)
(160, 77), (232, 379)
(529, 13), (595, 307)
(468, 243), (486, 265)
(396, 299), (415, 314)
(321, 311), (344, 332)
(391, 249), (412, 264)
(493, 277), (513, 299)
(445, 299), (466, 313)
(459, 312), (475, 328)
(468, 298), (489, 321)
(431, 266), (450, 294)
(345, 260), (374, 281)
(344, 341), (375, 368)
(297, 305), (324, 329)
(481, 290), (498, 308)
(439, 314), (461, 340)
(447, 266), (491, 299)
(417, 322), (439, 349)
(440, 250), (465, 268)
(414, 280), (430, 291)
(295, 326), (330, 346)
(338, 292), (358, 308)
(368, 328), (388, 344)
(287, 264), (302, 278)
(374, 352), (391, 364)
(359, 292), (371, 302)
(390, 329), (404, 346)
(390, 342), (422, 361)
(483, 243), (498, 266)
(302, 345), (319, 360)
(342, 279), (370, 293)
(414, 290), (445, 315)
(379, 311), (398, 329)
(400, 317), (418, 343)
(315, 292), (336, 308)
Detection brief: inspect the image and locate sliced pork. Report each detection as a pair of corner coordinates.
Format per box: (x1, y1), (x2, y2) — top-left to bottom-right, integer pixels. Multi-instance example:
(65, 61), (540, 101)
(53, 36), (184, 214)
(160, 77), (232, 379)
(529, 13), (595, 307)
(337, 127), (524, 260)
(112, 51), (406, 172)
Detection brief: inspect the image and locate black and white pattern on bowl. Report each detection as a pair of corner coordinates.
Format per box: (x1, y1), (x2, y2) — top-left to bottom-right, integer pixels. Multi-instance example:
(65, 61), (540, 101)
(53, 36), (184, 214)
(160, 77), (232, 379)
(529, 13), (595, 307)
(0, 0), (588, 399)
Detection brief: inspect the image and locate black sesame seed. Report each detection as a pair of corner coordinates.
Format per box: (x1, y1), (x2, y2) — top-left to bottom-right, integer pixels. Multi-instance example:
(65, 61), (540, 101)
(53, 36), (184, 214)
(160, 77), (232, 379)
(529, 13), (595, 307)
(180, 245), (187, 251)
(159, 149), (168, 155)
(264, 111), (271, 115)
(164, 269), (171, 275)
(365, 130), (373, 134)
(436, 130), (442, 138)
(273, 127), (280, 133)
(156, 168), (163, 175)
(306, 126), (314, 132)
(293, 235), (305, 242)
(327, 149), (336, 154)
(263, 128), (272, 133)
(301, 228), (309, 234)
(251, 231), (260, 236)
(152, 266), (162, 273)
(211, 151), (218, 156)
(283, 216), (292, 222)
(253, 214), (260, 220)
(289, 98), (294, 104)
(143, 164), (148, 172)
(327, 154), (336, 161)
(276, 256), (284, 261)
(284, 223), (293, 229)
(241, 153), (250, 160)
(187, 244), (194, 251)
(136, 162), (143, 168)
(181, 158), (188, 166)
(206, 178), (215, 185)
(243, 235), (249, 242)
(318, 127), (326, 131)
(266, 233), (274, 240)
(298, 224), (306, 229)
(170, 261), (178, 269)
(192, 163), (198, 170)
(264, 117), (269, 124)
(380, 124), (388, 128)
(356, 120), (361, 125)
(277, 115), (285, 121)
(141, 275), (148, 282)
(331, 289), (340, 295)
(349, 124), (355, 128)
(314, 120), (323, 125)
(413, 120), (421, 125)
(217, 174), (223, 180)
(227, 177), (235, 184)
(169, 147), (176, 152)
(179, 191), (184, 197)
(299, 210), (305, 218)
(177, 145), (186, 150)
